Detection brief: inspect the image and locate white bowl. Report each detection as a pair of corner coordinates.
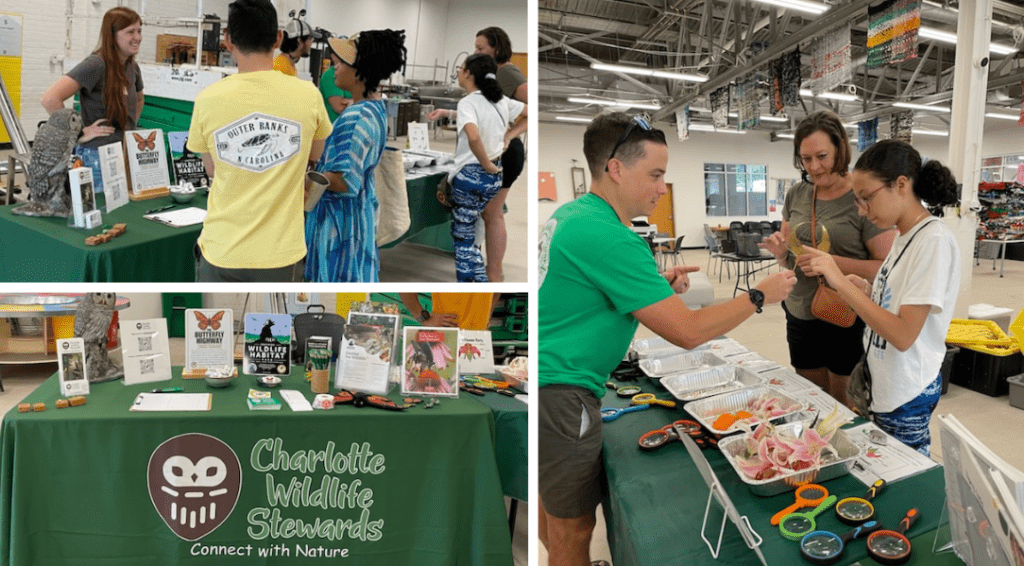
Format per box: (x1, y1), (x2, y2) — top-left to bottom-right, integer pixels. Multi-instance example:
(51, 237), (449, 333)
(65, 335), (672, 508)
(256, 375), (281, 388)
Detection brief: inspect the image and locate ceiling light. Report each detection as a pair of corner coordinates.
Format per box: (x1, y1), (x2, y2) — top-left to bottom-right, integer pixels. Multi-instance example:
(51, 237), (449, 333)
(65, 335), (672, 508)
(590, 63), (708, 83)
(727, 113), (789, 123)
(986, 112), (1020, 120)
(911, 129), (949, 137)
(689, 124), (747, 134)
(568, 97), (662, 110)
(893, 101), (951, 113)
(555, 116), (593, 123)
(776, 133), (795, 139)
(799, 89), (860, 102)
(751, 0), (829, 15)
(919, 26), (1017, 55)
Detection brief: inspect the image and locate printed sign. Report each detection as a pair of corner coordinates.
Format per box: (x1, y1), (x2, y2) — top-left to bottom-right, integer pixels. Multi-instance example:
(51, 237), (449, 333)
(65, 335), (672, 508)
(57, 338), (89, 396)
(123, 128), (171, 197)
(243, 314), (292, 376)
(98, 141), (130, 212)
(185, 308), (233, 371)
(120, 318), (172, 385)
(401, 327), (459, 397)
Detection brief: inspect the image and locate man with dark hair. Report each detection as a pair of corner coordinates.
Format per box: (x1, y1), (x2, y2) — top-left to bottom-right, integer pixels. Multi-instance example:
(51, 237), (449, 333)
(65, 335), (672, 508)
(538, 112), (797, 566)
(274, 16), (319, 76)
(186, 0), (332, 282)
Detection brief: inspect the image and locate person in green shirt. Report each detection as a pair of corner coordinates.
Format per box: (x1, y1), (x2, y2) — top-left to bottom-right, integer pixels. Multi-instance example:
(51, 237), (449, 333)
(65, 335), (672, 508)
(538, 112), (797, 566)
(319, 65), (354, 122)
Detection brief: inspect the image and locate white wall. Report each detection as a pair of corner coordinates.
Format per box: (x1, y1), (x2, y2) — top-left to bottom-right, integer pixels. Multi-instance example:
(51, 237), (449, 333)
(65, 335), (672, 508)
(539, 119), (1024, 249)
(310, 0), (527, 85)
(7, 0), (525, 140)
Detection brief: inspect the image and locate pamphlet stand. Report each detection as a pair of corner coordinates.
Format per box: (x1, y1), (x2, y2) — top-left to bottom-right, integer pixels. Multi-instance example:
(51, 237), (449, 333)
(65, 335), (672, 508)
(931, 494), (954, 556)
(678, 428), (768, 566)
(128, 186), (170, 201)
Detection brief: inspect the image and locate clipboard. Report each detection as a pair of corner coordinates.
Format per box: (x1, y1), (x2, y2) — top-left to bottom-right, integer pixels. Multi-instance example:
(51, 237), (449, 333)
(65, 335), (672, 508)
(143, 207), (207, 227)
(130, 392), (212, 411)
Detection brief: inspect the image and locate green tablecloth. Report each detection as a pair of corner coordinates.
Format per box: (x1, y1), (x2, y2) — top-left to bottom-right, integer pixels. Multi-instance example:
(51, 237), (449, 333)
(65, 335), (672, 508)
(381, 173), (454, 253)
(467, 382), (527, 502)
(0, 368), (512, 566)
(0, 194), (204, 282)
(600, 382), (964, 566)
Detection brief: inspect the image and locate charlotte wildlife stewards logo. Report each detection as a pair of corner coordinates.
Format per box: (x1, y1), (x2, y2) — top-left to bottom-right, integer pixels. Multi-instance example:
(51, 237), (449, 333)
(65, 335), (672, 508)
(214, 113), (302, 172)
(538, 218), (556, 287)
(148, 433), (242, 541)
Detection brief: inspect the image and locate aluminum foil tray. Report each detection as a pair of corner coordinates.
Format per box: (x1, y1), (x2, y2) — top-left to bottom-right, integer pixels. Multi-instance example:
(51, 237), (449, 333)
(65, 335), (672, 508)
(659, 365), (762, 402)
(718, 422), (864, 496)
(640, 351), (728, 378)
(628, 337), (706, 360)
(684, 385), (804, 436)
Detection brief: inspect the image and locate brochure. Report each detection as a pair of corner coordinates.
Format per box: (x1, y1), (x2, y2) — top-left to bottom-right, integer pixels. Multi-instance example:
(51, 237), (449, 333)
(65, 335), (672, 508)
(185, 308), (233, 374)
(57, 337), (89, 396)
(243, 313), (291, 376)
(247, 389), (281, 410)
(120, 318), (173, 385)
(68, 166), (97, 228)
(335, 324), (391, 395)
(402, 327), (459, 397)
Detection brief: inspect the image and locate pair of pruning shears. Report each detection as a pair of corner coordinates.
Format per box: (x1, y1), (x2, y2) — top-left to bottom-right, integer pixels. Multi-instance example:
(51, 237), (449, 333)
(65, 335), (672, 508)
(601, 403), (649, 422)
(638, 419), (717, 451)
(630, 393), (677, 409)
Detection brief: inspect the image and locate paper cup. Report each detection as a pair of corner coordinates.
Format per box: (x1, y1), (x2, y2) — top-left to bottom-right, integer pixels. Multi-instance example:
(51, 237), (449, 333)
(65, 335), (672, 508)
(304, 171), (330, 212)
(309, 349), (331, 394)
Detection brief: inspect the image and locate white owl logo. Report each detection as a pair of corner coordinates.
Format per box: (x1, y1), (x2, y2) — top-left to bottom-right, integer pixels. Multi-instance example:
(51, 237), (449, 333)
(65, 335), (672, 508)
(148, 434), (241, 541)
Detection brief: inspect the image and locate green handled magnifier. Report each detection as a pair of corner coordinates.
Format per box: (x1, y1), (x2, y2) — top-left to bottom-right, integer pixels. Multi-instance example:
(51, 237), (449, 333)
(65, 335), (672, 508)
(788, 222), (831, 256)
(780, 495), (838, 540)
(835, 479), (886, 525)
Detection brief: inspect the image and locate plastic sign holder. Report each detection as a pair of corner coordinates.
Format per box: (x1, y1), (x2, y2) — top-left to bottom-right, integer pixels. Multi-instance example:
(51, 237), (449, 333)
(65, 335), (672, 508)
(676, 424), (768, 566)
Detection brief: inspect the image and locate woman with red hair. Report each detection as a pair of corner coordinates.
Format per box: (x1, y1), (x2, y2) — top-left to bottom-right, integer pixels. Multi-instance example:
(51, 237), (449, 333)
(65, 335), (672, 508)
(41, 7), (144, 194)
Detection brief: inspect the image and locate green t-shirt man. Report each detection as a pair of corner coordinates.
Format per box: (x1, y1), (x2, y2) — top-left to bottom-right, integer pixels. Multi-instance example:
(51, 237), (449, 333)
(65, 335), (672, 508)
(319, 67), (354, 123)
(538, 193), (675, 399)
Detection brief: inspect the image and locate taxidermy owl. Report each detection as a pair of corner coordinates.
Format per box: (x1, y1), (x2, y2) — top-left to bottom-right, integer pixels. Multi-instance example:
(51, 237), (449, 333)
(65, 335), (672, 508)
(74, 292), (123, 383)
(11, 109), (83, 218)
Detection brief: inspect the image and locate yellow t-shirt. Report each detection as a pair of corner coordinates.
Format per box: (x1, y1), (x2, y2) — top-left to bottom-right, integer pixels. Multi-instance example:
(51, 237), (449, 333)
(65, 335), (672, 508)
(187, 71), (332, 269)
(273, 54), (297, 76)
(432, 293), (496, 331)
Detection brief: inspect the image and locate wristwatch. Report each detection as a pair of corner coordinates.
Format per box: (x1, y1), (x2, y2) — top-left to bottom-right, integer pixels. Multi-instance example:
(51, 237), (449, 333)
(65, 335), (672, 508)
(419, 310), (431, 322)
(748, 289), (765, 314)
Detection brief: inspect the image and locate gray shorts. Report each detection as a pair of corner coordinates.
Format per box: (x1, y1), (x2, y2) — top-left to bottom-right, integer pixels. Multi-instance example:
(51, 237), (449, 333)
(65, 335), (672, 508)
(538, 384), (604, 519)
(195, 244), (304, 282)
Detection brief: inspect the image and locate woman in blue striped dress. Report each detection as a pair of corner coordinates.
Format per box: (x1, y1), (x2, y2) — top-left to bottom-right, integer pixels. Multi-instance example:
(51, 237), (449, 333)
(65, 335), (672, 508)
(304, 30), (406, 282)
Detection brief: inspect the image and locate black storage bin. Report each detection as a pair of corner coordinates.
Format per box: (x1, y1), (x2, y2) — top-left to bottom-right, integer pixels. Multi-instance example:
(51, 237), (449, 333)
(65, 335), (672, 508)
(940, 345), (958, 395)
(950, 346), (1024, 397)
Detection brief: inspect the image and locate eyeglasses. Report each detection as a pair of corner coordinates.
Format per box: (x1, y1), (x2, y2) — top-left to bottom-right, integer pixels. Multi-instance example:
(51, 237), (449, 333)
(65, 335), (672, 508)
(604, 116), (666, 172)
(854, 184), (888, 210)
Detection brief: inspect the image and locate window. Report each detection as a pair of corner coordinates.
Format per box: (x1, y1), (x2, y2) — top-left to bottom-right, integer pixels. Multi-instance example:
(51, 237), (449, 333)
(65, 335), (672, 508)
(980, 154), (1024, 184)
(704, 162), (768, 216)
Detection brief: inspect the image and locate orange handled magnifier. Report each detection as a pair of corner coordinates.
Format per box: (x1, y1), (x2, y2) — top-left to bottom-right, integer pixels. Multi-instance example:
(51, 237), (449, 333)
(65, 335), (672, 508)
(866, 508), (920, 566)
(771, 484), (829, 526)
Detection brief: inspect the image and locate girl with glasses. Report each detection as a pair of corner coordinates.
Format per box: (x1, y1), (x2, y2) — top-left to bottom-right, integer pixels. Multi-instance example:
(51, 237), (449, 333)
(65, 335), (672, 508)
(802, 139), (960, 455)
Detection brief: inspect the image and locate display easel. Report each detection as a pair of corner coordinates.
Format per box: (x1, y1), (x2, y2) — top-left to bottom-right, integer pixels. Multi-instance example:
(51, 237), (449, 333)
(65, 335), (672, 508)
(677, 424), (769, 566)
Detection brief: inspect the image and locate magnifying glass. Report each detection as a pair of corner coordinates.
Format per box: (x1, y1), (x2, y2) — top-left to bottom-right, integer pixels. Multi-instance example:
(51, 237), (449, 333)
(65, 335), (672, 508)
(605, 382), (644, 398)
(789, 222), (831, 256)
(799, 521), (882, 565)
(631, 393), (678, 409)
(638, 419), (691, 451)
(780, 495), (838, 541)
(601, 403), (649, 422)
(866, 508), (920, 565)
(771, 484), (829, 526)
(835, 479), (887, 525)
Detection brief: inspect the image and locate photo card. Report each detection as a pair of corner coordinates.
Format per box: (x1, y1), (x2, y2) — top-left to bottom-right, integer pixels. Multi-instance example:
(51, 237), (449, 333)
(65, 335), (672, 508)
(402, 326), (459, 398)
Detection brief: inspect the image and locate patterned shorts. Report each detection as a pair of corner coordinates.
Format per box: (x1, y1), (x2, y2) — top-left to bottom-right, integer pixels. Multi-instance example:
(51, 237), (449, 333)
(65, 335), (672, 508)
(873, 373), (942, 456)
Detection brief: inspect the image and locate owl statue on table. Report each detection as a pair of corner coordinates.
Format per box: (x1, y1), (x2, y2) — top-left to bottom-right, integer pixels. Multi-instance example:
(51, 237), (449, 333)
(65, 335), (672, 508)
(11, 108), (83, 218)
(74, 292), (123, 383)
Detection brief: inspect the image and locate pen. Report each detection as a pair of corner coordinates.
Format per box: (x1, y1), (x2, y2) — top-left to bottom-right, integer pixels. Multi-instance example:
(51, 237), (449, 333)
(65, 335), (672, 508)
(146, 204), (177, 214)
(151, 387), (183, 393)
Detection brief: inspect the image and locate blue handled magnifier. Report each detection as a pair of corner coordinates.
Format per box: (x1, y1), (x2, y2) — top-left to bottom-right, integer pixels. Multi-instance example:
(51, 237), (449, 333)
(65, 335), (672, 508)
(601, 404), (649, 422)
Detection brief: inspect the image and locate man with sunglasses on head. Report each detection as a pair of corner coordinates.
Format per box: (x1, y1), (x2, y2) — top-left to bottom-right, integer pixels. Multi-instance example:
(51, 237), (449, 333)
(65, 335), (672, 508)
(538, 112), (797, 566)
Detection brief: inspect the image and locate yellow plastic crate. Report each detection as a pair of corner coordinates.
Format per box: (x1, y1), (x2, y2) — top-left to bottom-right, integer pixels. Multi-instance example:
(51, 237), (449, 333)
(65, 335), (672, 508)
(946, 319), (1014, 348)
(960, 342), (1021, 356)
(1011, 307), (1024, 352)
